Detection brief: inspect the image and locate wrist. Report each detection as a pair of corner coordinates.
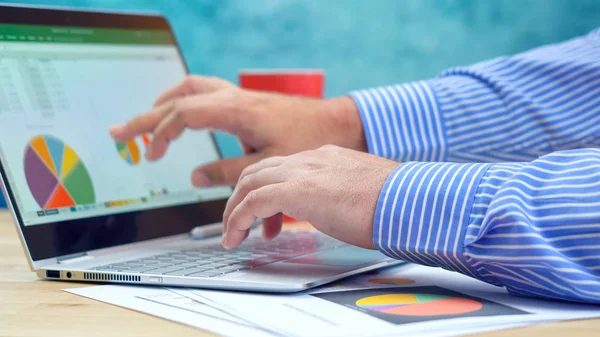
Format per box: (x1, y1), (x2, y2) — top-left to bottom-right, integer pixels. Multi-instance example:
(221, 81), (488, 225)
(323, 96), (368, 152)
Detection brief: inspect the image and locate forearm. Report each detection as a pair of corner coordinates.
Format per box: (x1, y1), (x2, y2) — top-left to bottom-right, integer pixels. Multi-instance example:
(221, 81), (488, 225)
(349, 28), (600, 162)
(323, 95), (369, 153)
(376, 148), (600, 303)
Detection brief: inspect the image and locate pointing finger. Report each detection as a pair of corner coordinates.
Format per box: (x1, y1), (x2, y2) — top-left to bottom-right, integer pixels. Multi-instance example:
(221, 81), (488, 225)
(109, 101), (174, 142)
(144, 92), (248, 160)
(154, 75), (234, 106)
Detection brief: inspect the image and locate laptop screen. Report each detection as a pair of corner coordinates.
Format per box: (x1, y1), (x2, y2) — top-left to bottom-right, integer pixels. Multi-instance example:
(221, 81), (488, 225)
(0, 23), (232, 227)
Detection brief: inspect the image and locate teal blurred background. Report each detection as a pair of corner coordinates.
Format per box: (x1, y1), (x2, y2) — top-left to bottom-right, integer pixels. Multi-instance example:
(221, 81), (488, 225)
(0, 0), (599, 207)
(5, 0), (599, 95)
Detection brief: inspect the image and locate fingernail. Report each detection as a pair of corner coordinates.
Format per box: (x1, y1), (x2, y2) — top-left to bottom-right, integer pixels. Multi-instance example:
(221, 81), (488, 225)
(192, 171), (212, 187)
(109, 123), (125, 135)
(221, 234), (230, 249)
(206, 170), (224, 185)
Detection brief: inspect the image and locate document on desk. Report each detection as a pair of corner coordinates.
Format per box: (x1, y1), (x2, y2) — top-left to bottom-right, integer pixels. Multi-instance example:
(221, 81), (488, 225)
(64, 285), (279, 337)
(64, 264), (600, 337)
(185, 264), (600, 337)
(172, 286), (545, 337)
(64, 279), (539, 337)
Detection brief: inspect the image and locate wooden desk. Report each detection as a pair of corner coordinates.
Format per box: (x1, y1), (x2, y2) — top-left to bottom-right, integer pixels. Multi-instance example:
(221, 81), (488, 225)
(1, 211), (599, 337)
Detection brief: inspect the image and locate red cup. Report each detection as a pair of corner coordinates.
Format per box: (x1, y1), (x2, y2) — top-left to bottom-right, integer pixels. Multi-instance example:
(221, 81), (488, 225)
(239, 69), (324, 98)
(239, 69), (325, 222)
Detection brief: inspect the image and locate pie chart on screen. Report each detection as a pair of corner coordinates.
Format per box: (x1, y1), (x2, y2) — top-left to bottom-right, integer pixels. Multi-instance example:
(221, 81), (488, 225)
(356, 293), (483, 316)
(24, 135), (95, 209)
(115, 139), (141, 165)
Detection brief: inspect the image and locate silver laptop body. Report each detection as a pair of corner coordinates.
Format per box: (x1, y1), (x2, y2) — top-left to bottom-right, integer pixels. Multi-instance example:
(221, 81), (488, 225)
(0, 4), (402, 293)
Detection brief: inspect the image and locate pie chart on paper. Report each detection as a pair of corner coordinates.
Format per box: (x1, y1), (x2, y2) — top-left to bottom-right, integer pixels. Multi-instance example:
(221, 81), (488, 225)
(356, 293), (483, 316)
(24, 135), (96, 209)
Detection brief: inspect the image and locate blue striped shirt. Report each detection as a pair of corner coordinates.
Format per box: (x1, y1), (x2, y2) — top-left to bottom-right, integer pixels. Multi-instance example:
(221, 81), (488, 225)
(349, 27), (600, 304)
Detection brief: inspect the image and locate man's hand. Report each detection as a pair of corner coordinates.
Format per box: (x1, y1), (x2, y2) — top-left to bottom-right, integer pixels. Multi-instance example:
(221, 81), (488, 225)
(109, 75), (366, 187)
(221, 145), (399, 249)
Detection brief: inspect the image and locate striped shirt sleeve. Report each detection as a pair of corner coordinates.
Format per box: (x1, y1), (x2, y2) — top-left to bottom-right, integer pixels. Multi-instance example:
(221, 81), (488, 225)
(349, 27), (600, 303)
(350, 27), (600, 163)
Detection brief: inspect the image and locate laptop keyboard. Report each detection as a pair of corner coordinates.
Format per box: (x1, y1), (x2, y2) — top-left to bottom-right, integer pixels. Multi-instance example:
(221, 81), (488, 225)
(92, 231), (346, 278)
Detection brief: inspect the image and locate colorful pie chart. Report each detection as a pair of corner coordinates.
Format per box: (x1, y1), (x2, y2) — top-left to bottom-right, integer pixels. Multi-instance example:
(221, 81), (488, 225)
(115, 139), (141, 165)
(24, 135), (95, 209)
(356, 293), (483, 316)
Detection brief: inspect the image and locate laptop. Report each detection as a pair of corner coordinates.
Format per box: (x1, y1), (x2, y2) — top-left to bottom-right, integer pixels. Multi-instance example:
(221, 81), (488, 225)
(0, 4), (402, 292)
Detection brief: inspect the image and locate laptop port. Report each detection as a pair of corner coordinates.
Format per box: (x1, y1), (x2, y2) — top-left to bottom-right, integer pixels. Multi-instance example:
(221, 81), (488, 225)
(46, 270), (60, 278)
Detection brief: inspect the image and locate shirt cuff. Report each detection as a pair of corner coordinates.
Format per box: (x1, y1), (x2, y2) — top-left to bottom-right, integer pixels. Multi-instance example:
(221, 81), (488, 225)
(348, 81), (447, 162)
(373, 161), (491, 278)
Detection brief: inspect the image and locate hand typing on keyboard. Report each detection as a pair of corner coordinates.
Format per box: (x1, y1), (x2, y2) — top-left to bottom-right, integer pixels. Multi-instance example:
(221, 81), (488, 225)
(221, 145), (397, 250)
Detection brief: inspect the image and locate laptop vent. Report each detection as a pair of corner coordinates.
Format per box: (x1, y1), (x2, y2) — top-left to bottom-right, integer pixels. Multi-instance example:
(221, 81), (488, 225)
(83, 272), (141, 282)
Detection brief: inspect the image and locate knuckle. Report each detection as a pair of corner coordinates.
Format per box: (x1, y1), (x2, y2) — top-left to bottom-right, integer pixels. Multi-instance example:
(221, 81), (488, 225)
(301, 148), (318, 155)
(159, 108), (184, 139)
(225, 88), (243, 109)
(182, 75), (199, 91)
(245, 190), (263, 207)
(239, 167), (251, 179)
(168, 98), (181, 116)
(217, 88), (244, 128)
(172, 100), (191, 124)
(288, 152), (312, 166)
(171, 97), (186, 114)
(240, 162), (259, 178)
(319, 144), (338, 152)
(172, 105), (184, 121)
(206, 76), (224, 84)
(277, 156), (288, 165)
(219, 87), (237, 100)
(281, 156), (297, 168)
(260, 156), (282, 169)
(300, 149), (322, 160)
(239, 173), (255, 189)
(206, 76), (233, 89)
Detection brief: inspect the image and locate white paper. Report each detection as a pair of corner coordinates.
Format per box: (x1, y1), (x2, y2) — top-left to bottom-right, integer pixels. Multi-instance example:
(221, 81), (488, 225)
(173, 286), (545, 337)
(188, 264), (600, 337)
(65, 285), (277, 337)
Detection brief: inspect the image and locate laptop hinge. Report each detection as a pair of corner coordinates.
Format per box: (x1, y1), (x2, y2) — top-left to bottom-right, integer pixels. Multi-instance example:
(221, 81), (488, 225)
(57, 252), (93, 264)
